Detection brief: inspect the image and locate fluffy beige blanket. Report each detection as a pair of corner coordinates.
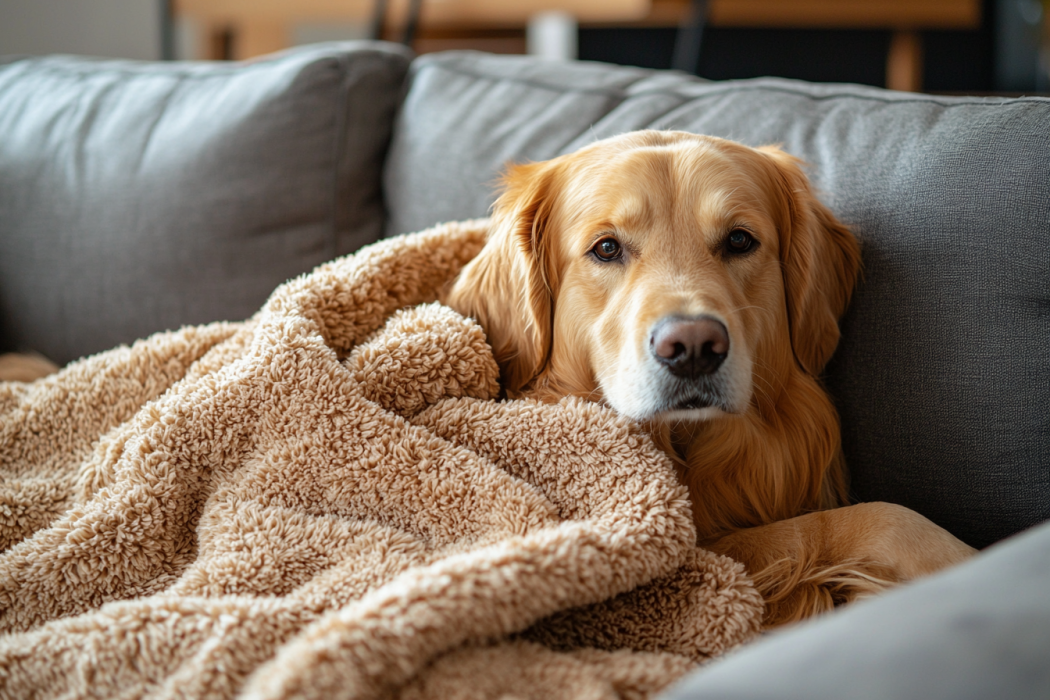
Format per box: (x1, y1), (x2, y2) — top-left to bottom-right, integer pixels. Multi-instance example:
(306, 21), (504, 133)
(0, 221), (762, 700)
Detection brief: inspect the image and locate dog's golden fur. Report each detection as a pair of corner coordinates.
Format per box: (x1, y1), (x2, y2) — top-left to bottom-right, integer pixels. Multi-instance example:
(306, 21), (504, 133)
(0, 353), (59, 383)
(446, 130), (974, 626)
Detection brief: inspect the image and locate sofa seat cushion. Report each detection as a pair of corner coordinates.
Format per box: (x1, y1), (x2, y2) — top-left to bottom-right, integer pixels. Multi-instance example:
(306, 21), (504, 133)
(0, 42), (411, 366)
(383, 52), (1050, 549)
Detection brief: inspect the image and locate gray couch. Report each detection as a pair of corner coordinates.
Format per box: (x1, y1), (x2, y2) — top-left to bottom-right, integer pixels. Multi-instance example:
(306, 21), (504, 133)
(1, 42), (1048, 699)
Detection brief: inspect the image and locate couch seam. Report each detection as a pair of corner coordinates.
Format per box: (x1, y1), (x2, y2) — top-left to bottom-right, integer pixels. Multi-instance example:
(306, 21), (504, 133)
(414, 60), (1050, 110)
(330, 54), (356, 262)
(0, 46), (402, 81)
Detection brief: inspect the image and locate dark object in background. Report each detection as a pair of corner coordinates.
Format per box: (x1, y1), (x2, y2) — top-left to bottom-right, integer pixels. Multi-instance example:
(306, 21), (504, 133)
(580, 25), (995, 93)
(671, 0), (707, 73)
(580, 0), (1012, 94)
(996, 0), (1048, 91)
(580, 26), (897, 88)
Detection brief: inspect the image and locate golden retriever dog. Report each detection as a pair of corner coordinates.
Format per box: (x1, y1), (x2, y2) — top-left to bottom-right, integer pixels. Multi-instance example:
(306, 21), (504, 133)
(445, 130), (975, 626)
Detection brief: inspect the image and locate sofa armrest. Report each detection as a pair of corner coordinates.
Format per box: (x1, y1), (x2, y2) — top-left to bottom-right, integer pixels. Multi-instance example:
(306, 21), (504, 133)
(661, 520), (1050, 700)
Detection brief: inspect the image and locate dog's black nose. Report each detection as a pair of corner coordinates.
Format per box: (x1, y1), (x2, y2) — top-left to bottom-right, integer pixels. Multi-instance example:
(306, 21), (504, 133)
(650, 316), (729, 379)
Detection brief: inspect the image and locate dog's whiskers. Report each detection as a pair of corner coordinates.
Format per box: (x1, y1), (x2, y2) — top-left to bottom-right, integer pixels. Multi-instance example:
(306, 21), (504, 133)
(748, 357), (780, 407)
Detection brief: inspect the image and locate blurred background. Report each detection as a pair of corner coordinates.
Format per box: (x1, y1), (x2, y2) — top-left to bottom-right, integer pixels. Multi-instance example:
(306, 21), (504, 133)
(0, 0), (1047, 93)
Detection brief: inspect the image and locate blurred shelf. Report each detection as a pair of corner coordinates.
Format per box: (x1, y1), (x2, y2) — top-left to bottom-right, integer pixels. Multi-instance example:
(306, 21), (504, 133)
(174, 0), (982, 91)
(175, 0), (647, 59)
(633, 0), (981, 91)
(636, 0), (980, 29)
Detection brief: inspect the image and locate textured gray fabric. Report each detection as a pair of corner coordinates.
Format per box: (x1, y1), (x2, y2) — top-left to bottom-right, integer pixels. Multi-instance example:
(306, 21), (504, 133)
(659, 519), (1050, 700)
(383, 52), (1050, 549)
(0, 42), (411, 365)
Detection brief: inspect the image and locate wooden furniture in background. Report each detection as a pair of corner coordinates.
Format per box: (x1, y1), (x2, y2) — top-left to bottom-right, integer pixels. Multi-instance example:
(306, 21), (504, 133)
(175, 0), (981, 91)
(174, 0), (649, 59)
(642, 0), (981, 91)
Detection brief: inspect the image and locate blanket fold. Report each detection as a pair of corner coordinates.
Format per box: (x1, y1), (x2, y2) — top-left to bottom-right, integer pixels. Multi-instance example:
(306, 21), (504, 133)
(0, 221), (762, 700)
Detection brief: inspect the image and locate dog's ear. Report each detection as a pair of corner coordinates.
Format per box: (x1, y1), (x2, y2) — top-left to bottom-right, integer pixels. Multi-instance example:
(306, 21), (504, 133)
(758, 146), (862, 376)
(445, 159), (560, 393)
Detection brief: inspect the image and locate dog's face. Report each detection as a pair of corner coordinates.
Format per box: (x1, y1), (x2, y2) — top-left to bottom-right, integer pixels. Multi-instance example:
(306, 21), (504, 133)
(447, 131), (860, 424)
(543, 136), (784, 421)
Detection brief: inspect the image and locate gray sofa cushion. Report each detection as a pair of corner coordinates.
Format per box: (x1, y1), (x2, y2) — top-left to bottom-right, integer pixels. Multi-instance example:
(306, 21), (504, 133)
(0, 41), (411, 366)
(383, 52), (1050, 549)
(659, 519), (1050, 700)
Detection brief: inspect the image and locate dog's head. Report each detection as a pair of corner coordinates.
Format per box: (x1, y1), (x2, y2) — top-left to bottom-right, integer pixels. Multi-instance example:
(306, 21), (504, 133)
(446, 131), (860, 424)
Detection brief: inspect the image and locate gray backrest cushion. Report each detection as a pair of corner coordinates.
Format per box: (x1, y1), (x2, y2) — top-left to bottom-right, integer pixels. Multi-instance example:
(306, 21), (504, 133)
(0, 41), (411, 365)
(384, 52), (1050, 548)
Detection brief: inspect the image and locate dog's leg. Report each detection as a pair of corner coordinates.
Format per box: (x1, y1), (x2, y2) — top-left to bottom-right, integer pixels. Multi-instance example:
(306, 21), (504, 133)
(706, 502), (976, 626)
(0, 353), (59, 382)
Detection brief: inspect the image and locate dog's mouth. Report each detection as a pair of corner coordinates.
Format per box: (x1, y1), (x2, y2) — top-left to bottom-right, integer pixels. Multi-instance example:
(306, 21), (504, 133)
(652, 388), (730, 419)
(671, 396), (713, 411)
(602, 358), (748, 423)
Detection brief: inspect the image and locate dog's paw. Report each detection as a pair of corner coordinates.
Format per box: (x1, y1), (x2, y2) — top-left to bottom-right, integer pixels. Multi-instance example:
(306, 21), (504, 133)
(707, 502), (977, 627)
(838, 501), (978, 580)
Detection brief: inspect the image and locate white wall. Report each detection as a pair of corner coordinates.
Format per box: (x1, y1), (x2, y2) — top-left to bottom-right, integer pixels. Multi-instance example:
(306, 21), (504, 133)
(0, 0), (160, 60)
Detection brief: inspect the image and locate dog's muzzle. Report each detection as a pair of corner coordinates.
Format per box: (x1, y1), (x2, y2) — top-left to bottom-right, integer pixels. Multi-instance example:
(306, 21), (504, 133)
(649, 315), (735, 414)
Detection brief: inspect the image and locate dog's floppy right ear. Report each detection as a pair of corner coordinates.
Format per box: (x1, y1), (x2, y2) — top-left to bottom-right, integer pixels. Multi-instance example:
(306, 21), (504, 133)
(445, 160), (560, 394)
(757, 146), (862, 377)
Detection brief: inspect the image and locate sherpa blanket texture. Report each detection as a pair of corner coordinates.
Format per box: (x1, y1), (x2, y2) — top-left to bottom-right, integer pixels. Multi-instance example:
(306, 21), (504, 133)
(0, 221), (762, 700)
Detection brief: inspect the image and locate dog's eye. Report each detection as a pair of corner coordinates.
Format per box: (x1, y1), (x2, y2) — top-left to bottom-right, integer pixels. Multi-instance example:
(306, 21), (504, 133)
(592, 237), (624, 262)
(726, 229), (756, 255)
